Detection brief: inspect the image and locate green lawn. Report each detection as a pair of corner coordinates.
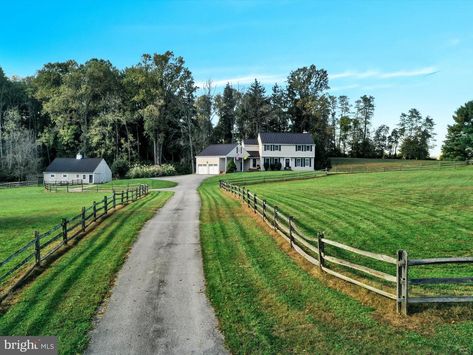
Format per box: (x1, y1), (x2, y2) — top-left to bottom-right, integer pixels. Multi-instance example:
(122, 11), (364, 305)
(199, 175), (473, 353)
(101, 178), (177, 189)
(0, 187), (108, 262)
(0, 191), (173, 354)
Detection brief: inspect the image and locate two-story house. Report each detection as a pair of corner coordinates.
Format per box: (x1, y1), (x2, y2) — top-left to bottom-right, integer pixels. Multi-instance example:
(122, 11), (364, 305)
(195, 132), (315, 175)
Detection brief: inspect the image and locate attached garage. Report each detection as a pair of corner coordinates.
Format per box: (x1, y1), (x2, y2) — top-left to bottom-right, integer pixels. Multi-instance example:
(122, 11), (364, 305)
(195, 144), (241, 175)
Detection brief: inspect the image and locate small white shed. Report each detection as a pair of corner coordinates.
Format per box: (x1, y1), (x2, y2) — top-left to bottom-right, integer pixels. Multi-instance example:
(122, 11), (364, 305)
(43, 154), (112, 184)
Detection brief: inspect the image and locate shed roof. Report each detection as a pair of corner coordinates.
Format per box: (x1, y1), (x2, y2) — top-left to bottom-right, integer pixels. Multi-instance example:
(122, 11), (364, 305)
(44, 158), (104, 173)
(259, 132), (314, 144)
(196, 144), (237, 157)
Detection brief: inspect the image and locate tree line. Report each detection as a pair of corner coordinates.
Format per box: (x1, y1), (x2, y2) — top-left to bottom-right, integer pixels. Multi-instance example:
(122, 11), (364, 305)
(0, 51), (446, 181)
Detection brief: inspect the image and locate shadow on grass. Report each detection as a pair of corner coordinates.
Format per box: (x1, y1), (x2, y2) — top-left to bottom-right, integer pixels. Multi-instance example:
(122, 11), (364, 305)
(0, 196), (152, 335)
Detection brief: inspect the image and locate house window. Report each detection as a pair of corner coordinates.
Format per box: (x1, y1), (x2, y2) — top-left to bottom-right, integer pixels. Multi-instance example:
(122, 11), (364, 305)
(296, 145), (302, 151)
(76, 174), (79, 178)
(305, 158), (311, 167)
(295, 158), (301, 167)
(83, 175), (86, 179)
(63, 174), (67, 178)
(50, 174), (55, 178)
(264, 145), (270, 151)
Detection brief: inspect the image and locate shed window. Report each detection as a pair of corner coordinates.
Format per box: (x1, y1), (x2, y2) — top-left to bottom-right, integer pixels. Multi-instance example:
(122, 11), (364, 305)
(50, 174), (55, 178)
(63, 174), (67, 178)
(83, 175), (86, 179)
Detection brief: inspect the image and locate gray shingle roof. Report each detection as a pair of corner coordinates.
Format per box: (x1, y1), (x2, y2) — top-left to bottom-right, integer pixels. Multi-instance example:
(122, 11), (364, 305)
(196, 144), (237, 157)
(44, 158), (104, 173)
(243, 138), (258, 145)
(259, 132), (314, 144)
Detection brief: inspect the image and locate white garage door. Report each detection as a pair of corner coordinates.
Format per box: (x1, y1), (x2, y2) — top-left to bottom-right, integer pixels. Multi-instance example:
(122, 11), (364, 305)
(197, 164), (208, 174)
(209, 164), (219, 174)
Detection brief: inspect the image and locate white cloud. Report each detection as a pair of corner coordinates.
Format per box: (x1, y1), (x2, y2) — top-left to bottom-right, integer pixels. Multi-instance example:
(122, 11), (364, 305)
(196, 66), (438, 89)
(330, 66), (438, 80)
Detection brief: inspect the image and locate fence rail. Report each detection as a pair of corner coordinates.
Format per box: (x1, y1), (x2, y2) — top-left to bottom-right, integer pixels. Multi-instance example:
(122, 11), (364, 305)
(219, 180), (473, 315)
(330, 160), (469, 174)
(0, 184), (149, 300)
(0, 179), (43, 189)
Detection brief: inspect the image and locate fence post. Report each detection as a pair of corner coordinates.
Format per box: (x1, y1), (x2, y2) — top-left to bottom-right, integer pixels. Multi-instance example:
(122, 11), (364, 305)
(104, 196), (108, 215)
(81, 207), (86, 232)
(34, 231), (41, 266)
(317, 233), (325, 270)
(62, 218), (68, 244)
(289, 216), (294, 247)
(247, 190), (250, 208)
(113, 192), (116, 209)
(93, 201), (97, 222)
(253, 193), (257, 213)
(121, 191), (124, 205)
(262, 200), (266, 221)
(396, 250), (409, 315)
(273, 206), (278, 230)
(126, 190), (129, 204)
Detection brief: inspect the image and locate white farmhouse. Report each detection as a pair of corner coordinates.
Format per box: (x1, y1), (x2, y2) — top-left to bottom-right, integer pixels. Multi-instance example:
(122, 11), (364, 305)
(195, 132), (315, 175)
(43, 154), (112, 184)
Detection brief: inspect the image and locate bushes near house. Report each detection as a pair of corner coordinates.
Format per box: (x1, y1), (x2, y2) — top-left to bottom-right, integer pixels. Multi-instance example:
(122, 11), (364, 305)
(226, 160), (237, 173)
(111, 158), (130, 178)
(125, 164), (176, 178)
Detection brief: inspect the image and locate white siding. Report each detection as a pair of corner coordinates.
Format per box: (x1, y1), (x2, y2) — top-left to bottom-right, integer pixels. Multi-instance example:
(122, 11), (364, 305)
(43, 159), (112, 184)
(93, 159), (112, 183)
(258, 136), (315, 171)
(196, 157), (223, 175)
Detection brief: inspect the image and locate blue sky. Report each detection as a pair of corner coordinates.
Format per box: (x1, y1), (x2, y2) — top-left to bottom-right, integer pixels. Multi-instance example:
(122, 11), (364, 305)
(1, 0), (472, 156)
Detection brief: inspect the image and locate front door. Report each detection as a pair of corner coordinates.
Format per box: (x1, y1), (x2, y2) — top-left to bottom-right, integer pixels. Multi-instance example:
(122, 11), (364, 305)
(89, 175), (93, 183)
(285, 159), (290, 168)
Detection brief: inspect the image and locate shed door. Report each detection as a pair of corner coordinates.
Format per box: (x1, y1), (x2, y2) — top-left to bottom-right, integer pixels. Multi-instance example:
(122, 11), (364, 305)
(89, 175), (93, 183)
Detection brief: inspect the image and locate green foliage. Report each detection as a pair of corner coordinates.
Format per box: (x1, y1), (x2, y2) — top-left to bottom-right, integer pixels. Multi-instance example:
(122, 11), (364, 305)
(111, 158), (130, 178)
(398, 108), (435, 160)
(125, 164), (176, 178)
(226, 159), (237, 173)
(0, 192), (173, 354)
(441, 100), (473, 160)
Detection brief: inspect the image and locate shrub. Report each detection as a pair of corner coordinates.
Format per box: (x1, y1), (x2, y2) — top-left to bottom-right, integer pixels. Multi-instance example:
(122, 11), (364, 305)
(226, 160), (237, 173)
(125, 163), (176, 178)
(275, 162), (282, 171)
(263, 161), (269, 171)
(111, 159), (130, 178)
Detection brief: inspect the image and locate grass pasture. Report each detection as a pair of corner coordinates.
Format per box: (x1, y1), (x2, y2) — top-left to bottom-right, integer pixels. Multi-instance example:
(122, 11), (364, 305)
(100, 178), (177, 189)
(199, 174), (473, 353)
(0, 187), (108, 262)
(0, 191), (173, 354)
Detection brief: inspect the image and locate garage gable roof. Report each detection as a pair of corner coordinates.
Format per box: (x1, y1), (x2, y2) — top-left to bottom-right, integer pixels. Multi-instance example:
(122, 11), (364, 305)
(259, 132), (314, 144)
(196, 144), (237, 157)
(44, 158), (104, 173)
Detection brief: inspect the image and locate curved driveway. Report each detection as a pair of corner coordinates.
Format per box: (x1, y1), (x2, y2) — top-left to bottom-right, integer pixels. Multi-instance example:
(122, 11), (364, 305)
(86, 174), (228, 355)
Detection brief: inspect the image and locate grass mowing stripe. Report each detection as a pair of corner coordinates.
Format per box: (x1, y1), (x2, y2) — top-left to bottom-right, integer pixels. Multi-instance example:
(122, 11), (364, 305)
(0, 191), (173, 354)
(199, 176), (473, 353)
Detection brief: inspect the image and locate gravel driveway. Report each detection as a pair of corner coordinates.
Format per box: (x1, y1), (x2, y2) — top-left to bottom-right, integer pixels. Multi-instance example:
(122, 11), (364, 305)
(86, 174), (228, 355)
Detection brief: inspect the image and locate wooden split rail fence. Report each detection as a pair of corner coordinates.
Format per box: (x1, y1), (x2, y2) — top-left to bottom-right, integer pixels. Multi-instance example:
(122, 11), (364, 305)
(219, 180), (473, 315)
(0, 184), (149, 300)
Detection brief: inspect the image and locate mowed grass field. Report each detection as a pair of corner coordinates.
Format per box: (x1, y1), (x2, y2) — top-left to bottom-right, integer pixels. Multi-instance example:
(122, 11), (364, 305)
(100, 178), (177, 189)
(0, 187), (108, 261)
(199, 175), (473, 353)
(248, 168), (473, 259)
(0, 191), (173, 354)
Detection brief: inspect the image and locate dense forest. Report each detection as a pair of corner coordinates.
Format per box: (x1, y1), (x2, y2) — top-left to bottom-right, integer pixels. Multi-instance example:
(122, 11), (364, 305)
(0, 51), (451, 181)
